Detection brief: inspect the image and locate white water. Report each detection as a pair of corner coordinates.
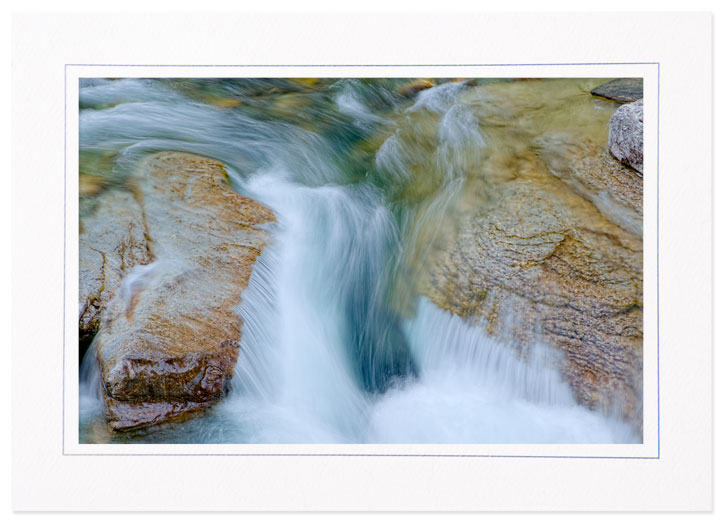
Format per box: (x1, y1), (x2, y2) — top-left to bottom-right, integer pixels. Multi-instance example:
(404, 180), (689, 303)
(79, 78), (638, 444)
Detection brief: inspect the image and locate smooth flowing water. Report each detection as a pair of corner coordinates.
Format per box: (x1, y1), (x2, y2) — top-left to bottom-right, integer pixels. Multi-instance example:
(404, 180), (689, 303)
(79, 77), (637, 444)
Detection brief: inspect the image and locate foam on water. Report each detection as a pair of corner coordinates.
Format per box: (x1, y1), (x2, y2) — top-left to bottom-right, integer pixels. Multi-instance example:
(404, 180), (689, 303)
(365, 299), (638, 443)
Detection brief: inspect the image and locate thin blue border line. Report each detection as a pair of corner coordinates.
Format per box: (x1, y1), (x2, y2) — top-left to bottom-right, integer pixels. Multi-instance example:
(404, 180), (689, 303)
(63, 65), (67, 455)
(63, 454), (660, 459)
(64, 63), (659, 459)
(656, 62), (661, 459)
(67, 62), (658, 67)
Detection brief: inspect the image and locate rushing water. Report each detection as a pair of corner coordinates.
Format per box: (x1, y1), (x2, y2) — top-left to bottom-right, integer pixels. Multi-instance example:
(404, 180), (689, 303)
(79, 77), (638, 444)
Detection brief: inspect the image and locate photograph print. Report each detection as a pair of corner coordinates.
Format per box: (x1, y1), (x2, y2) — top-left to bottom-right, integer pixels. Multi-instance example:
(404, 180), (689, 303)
(77, 77), (644, 445)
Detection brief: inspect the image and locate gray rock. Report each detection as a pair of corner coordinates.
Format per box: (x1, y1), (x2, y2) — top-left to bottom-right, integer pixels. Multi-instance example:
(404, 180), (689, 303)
(608, 99), (643, 174)
(591, 78), (643, 102)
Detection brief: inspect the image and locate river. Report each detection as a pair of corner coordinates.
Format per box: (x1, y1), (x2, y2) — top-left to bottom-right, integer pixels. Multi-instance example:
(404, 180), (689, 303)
(79, 77), (639, 444)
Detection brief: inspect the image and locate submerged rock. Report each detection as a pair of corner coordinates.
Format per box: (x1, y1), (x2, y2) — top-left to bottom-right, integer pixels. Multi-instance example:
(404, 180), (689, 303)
(79, 173), (109, 197)
(608, 99), (644, 174)
(84, 152), (274, 430)
(591, 78), (643, 103)
(535, 135), (643, 238)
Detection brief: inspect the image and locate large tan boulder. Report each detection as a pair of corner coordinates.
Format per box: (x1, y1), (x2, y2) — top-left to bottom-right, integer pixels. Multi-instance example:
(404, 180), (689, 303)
(86, 152), (274, 430)
(421, 153), (643, 429)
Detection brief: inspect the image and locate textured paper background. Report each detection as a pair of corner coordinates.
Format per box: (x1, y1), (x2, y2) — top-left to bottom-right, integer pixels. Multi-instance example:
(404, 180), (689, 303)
(12, 12), (712, 510)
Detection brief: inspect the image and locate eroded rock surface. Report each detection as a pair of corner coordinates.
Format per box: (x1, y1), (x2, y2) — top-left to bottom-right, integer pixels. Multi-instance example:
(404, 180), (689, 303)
(85, 152), (274, 430)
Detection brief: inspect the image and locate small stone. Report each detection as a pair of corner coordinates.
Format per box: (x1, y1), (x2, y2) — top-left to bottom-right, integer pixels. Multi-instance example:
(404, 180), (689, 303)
(79, 173), (108, 197)
(591, 78), (643, 103)
(292, 78), (319, 87)
(206, 96), (243, 108)
(399, 79), (436, 97)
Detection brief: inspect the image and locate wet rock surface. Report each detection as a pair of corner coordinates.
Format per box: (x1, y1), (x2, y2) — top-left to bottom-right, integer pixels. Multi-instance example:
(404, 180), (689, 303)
(591, 78), (643, 103)
(83, 152), (274, 430)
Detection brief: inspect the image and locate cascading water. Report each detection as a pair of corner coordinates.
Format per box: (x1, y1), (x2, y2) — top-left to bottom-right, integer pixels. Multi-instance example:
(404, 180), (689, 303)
(79, 77), (639, 444)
